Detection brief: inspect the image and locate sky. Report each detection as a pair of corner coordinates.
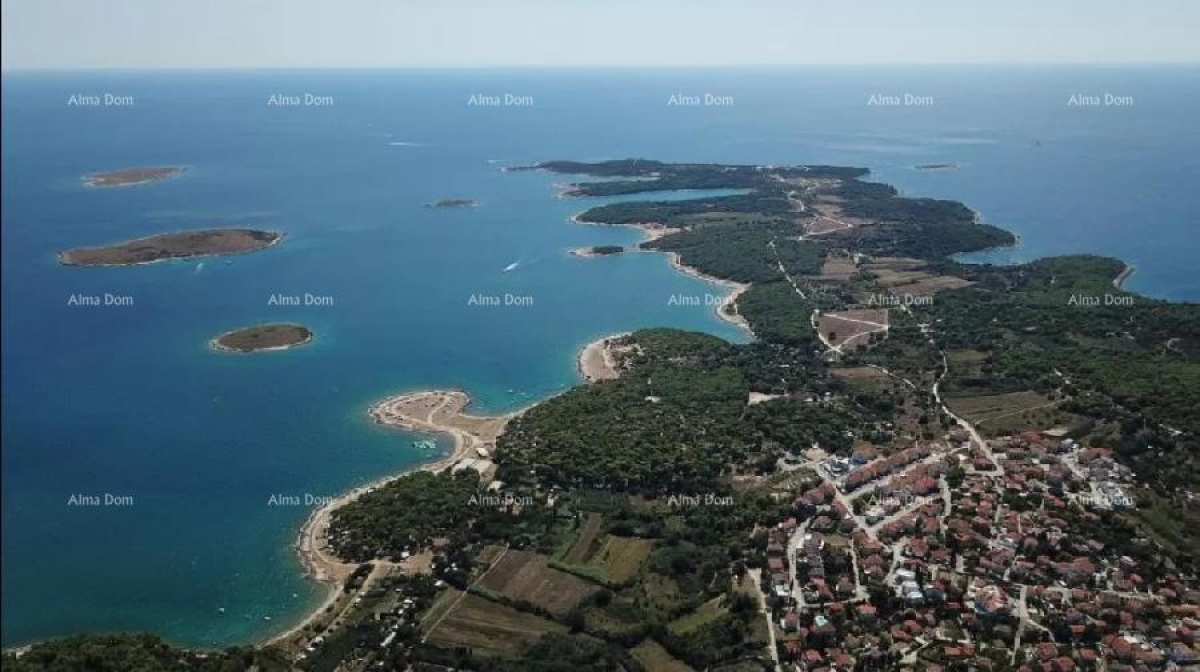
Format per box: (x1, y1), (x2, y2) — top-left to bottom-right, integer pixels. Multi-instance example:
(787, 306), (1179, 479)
(3, 0), (1199, 70)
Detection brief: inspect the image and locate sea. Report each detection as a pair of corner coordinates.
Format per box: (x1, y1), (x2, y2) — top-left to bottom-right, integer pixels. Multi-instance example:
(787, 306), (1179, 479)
(2, 66), (1197, 648)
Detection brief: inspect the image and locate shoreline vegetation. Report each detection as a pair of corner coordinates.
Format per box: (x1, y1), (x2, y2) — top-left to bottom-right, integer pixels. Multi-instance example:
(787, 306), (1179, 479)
(58, 228), (283, 267)
(272, 391), (516, 647)
(14, 159), (1199, 670)
(664, 249), (753, 335)
(273, 328), (640, 645)
(1113, 262), (1135, 289)
(576, 332), (631, 382)
(210, 324), (313, 353)
(566, 212), (754, 335)
(82, 165), (184, 188)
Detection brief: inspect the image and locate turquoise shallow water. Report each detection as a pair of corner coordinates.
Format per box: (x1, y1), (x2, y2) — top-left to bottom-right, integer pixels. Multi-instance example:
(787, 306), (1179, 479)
(2, 67), (1197, 648)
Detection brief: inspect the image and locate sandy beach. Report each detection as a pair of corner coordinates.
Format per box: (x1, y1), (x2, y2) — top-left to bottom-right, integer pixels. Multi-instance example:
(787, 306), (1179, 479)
(209, 324), (313, 354)
(267, 390), (513, 648)
(577, 332), (633, 382)
(270, 211), (754, 648)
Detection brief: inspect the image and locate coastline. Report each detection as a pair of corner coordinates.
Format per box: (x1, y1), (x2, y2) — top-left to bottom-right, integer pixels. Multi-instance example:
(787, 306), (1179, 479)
(568, 212), (755, 338)
(569, 246), (623, 259)
(268, 191), (760, 650)
(663, 250), (753, 336)
(82, 176), (173, 189)
(577, 332), (632, 382)
(1113, 262), (1135, 290)
(58, 229), (285, 268)
(267, 210), (751, 645)
(267, 390), (515, 648)
(82, 166), (186, 189)
(209, 325), (313, 354)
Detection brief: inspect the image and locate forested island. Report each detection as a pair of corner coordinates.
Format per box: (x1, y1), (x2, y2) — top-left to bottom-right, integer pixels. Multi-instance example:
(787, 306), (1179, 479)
(571, 245), (624, 257)
(82, 165), (184, 188)
(426, 198), (479, 208)
(12, 159), (1199, 672)
(58, 229), (283, 267)
(211, 323), (313, 353)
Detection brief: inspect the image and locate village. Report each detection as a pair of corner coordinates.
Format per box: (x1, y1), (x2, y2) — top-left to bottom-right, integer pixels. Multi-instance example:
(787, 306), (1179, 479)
(754, 428), (1199, 672)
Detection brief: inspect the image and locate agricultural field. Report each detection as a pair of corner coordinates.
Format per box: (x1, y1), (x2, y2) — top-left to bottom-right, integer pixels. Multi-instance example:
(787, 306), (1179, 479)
(632, 639), (695, 672)
(893, 275), (973, 296)
(558, 514), (655, 584)
(945, 390), (1066, 435)
(419, 586), (462, 630)
(585, 535), (655, 584)
(561, 513), (604, 565)
(818, 308), (889, 350)
(423, 593), (566, 658)
(832, 365), (890, 384)
(667, 597), (725, 635)
(477, 549), (598, 616)
(815, 254), (857, 280)
(860, 256), (973, 297)
(626, 570), (691, 620)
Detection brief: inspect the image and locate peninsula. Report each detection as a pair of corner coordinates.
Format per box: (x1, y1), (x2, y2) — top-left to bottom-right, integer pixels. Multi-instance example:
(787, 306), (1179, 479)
(82, 166), (184, 188)
(59, 229), (283, 267)
(278, 160), (1197, 671)
(211, 324), (313, 353)
(14, 159), (1200, 672)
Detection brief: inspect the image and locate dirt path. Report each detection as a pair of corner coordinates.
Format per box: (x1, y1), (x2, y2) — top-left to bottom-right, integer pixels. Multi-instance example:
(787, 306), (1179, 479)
(267, 390), (515, 648)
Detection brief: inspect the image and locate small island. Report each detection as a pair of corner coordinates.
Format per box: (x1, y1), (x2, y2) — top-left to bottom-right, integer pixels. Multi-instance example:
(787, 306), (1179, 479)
(16, 157), (1200, 672)
(59, 228), (283, 267)
(211, 323), (313, 353)
(83, 166), (184, 188)
(425, 198), (479, 209)
(570, 245), (625, 258)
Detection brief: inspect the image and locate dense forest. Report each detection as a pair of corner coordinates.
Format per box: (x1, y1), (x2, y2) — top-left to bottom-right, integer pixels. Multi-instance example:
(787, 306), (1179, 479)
(328, 470), (483, 561)
(499, 331), (756, 492)
(14, 159), (1199, 672)
(497, 329), (862, 493)
(734, 280), (817, 346)
(327, 470), (563, 562)
(908, 255), (1200, 490)
(642, 221), (822, 284)
(522, 159), (865, 193)
(576, 192), (794, 224)
(1, 635), (290, 672)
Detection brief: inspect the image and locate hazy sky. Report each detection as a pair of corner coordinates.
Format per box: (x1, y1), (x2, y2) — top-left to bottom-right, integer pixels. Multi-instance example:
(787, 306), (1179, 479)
(3, 0), (1199, 70)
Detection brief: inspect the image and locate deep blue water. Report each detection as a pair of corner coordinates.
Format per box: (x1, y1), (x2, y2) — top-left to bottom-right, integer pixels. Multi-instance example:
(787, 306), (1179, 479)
(2, 66), (1197, 648)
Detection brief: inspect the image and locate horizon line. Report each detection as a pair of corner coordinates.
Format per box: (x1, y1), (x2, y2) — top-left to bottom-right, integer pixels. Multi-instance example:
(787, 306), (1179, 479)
(4, 61), (1200, 74)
